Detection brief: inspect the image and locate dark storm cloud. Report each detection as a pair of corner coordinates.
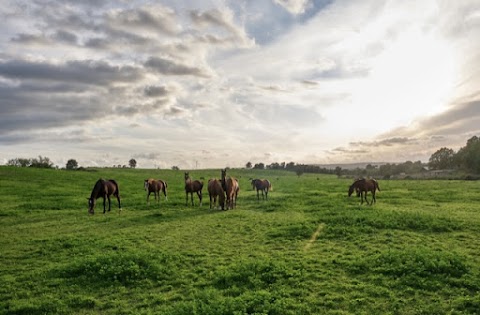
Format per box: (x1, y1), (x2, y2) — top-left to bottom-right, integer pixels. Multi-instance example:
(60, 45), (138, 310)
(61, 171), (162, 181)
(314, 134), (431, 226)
(145, 57), (211, 78)
(0, 59), (143, 85)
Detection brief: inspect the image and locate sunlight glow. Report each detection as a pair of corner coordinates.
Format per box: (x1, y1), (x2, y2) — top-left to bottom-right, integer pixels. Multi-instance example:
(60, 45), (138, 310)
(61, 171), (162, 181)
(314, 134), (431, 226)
(352, 29), (457, 132)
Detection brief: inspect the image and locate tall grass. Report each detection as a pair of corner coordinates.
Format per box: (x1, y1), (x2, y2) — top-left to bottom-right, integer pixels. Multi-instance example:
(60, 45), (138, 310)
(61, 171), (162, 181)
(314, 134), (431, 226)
(1, 166), (480, 314)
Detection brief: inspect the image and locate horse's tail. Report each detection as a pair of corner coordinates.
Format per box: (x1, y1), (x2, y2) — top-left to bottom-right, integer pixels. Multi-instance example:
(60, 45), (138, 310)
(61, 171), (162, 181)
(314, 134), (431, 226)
(267, 180), (272, 191)
(374, 180), (380, 191)
(109, 179), (120, 196)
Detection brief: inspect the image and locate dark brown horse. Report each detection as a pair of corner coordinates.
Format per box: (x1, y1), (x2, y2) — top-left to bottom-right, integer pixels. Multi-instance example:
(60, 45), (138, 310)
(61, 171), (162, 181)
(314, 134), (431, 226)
(348, 178), (380, 205)
(251, 178), (272, 201)
(184, 172), (203, 206)
(88, 179), (122, 214)
(144, 178), (168, 205)
(208, 178), (225, 210)
(221, 169), (239, 209)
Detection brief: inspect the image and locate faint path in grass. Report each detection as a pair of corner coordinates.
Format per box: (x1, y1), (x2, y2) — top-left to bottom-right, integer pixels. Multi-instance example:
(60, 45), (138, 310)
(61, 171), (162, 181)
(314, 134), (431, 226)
(304, 223), (325, 251)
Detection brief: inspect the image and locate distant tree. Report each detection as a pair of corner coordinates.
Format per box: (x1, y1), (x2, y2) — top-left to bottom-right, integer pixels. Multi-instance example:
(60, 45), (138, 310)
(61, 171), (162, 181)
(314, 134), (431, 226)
(456, 136), (480, 173)
(172, 166), (180, 171)
(30, 156), (54, 168)
(7, 158), (31, 167)
(129, 158), (137, 168)
(253, 163), (265, 169)
(429, 147), (455, 170)
(245, 162), (252, 169)
(285, 162), (295, 170)
(295, 168), (304, 177)
(66, 159), (78, 170)
(334, 166), (342, 177)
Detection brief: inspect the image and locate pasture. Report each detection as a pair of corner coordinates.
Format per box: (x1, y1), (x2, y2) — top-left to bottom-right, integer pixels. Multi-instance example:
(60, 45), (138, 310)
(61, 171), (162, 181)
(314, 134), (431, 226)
(1, 166), (480, 314)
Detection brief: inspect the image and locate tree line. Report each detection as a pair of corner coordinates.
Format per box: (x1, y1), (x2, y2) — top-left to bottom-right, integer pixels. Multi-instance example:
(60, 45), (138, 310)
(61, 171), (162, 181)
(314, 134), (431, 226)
(5, 136), (480, 176)
(428, 136), (480, 173)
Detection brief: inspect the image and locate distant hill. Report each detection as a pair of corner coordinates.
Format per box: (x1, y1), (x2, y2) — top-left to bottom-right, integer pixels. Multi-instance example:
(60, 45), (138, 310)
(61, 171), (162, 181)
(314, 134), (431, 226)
(313, 162), (389, 170)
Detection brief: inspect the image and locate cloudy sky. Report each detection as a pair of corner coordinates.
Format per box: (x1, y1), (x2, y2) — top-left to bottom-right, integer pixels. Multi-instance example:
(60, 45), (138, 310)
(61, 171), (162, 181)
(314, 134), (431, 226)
(0, 0), (479, 169)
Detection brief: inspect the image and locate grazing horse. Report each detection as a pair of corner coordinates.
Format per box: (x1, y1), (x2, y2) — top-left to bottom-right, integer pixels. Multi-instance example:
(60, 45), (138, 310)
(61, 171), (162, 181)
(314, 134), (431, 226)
(144, 178), (168, 205)
(208, 178), (225, 210)
(251, 178), (272, 201)
(221, 169), (239, 209)
(88, 179), (122, 214)
(348, 178), (381, 205)
(184, 172), (203, 206)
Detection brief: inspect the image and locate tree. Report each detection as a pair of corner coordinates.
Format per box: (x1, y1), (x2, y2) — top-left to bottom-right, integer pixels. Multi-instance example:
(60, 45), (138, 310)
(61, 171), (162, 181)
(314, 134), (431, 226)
(253, 163), (265, 169)
(7, 158), (30, 167)
(428, 147), (455, 170)
(456, 136), (480, 173)
(172, 166), (180, 171)
(245, 162), (252, 169)
(129, 158), (137, 168)
(334, 166), (342, 177)
(30, 156), (54, 168)
(66, 159), (78, 170)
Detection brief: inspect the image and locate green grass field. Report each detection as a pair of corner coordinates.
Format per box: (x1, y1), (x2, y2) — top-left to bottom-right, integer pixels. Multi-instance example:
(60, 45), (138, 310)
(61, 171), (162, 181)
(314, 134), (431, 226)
(1, 166), (480, 315)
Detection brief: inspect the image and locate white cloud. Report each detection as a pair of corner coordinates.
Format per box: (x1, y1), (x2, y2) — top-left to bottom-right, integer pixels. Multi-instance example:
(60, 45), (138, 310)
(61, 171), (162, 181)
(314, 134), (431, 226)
(0, 0), (479, 168)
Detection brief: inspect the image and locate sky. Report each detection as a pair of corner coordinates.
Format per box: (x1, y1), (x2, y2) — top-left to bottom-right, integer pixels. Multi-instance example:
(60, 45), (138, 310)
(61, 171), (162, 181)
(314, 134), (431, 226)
(0, 0), (479, 169)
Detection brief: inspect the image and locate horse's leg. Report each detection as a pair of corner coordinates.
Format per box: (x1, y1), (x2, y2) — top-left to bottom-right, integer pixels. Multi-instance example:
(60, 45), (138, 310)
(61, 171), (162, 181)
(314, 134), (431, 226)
(107, 195), (112, 212)
(185, 192), (188, 206)
(146, 191), (150, 205)
(372, 190), (376, 204)
(257, 189), (260, 201)
(190, 192), (194, 206)
(103, 196), (107, 214)
(116, 193), (122, 212)
(163, 186), (168, 201)
(265, 189), (268, 200)
(198, 191), (202, 207)
(364, 191), (370, 205)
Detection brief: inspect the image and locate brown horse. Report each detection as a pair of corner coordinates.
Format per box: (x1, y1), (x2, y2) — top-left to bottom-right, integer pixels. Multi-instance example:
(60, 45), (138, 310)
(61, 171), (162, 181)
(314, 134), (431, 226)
(88, 179), (122, 214)
(184, 172), (203, 206)
(348, 178), (381, 205)
(251, 178), (272, 201)
(221, 169), (239, 209)
(144, 178), (168, 205)
(208, 178), (225, 210)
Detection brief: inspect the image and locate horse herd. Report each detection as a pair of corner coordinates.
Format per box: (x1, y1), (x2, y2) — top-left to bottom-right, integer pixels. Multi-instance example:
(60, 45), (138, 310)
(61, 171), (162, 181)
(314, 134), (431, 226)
(87, 171), (380, 215)
(87, 169), (273, 214)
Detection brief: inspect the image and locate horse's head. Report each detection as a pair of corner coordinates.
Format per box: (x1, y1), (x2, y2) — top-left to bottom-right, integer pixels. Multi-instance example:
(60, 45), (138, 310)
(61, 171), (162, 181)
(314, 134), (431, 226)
(144, 179), (150, 191)
(87, 197), (95, 214)
(184, 172), (189, 181)
(221, 169), (227, 179)
(348, 184), (355, 197)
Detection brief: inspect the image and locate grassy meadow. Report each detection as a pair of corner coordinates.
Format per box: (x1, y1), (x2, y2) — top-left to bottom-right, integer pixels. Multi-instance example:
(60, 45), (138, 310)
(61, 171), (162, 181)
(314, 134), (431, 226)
(1, 166), (480, 314)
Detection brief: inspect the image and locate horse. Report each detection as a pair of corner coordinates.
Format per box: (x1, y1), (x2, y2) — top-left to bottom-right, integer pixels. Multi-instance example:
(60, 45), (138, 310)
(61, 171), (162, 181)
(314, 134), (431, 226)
(208, 178), (225, 210)
(144, 178), (168, 205)
(348, 178), (381, 205)
(251, 178), (272, 201)
(184, 172), (203, 206)
(88, 179), (122, 214)
(221, 169), (239, 209)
